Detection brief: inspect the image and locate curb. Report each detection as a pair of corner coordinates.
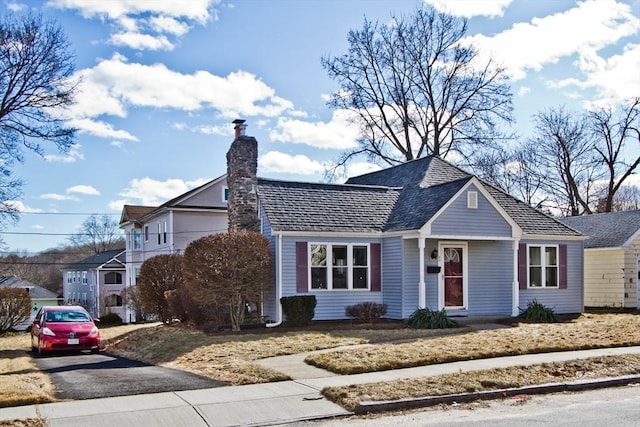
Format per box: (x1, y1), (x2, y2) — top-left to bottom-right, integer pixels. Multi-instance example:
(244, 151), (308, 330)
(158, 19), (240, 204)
(354, 375), (640, 414)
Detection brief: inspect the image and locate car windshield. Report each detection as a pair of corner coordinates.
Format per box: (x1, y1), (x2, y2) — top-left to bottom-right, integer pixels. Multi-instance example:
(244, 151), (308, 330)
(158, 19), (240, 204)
(46, 311), (91, 322)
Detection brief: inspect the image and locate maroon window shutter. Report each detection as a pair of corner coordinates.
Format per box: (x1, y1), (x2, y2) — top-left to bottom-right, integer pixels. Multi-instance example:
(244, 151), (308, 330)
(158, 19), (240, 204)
(370, 243), (381, 292)
(518, 243), (527, 290)
(558, 244), (568, 289)
(296, 242), (308, 293)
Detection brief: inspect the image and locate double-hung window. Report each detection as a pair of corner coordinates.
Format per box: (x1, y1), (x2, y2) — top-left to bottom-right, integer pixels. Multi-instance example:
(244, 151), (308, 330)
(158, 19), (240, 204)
(528, 245), (558, 288)
(310, 243), (369, 290)
(133, 230), (141, 249)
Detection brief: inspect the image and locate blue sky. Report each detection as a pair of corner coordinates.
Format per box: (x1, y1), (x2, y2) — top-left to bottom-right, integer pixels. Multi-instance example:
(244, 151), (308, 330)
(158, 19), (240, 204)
(3, 0), (640, 254)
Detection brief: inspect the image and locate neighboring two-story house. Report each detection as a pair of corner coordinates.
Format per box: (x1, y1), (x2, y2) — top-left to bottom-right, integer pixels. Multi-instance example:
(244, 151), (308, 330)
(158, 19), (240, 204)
(61, 249), (126, 320)
(119, 176), (229, 321)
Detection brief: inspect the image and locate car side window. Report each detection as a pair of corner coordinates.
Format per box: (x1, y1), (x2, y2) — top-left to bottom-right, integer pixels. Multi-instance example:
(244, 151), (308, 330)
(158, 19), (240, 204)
(34, 308), (43, 322)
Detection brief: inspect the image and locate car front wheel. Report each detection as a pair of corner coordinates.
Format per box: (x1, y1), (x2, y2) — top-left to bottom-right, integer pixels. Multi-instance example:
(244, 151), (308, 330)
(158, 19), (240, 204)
(37, 339), (47, 357)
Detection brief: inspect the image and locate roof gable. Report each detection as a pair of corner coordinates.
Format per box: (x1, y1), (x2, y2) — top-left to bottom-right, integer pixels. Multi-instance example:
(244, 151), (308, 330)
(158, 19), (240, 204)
(63, 249), (126, 271)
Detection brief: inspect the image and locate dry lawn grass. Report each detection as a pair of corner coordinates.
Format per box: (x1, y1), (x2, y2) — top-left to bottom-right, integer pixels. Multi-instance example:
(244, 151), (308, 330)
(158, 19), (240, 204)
(104, 322), (466, 385)
(306, 313), (640, 374)
(3, 312), (640, 419)
(323, 353), (640, 411)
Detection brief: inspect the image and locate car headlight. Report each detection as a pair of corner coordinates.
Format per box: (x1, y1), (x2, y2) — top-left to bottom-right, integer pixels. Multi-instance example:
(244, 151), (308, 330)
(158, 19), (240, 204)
(90, 326), (99, 335)
(42, 327), (56, 336)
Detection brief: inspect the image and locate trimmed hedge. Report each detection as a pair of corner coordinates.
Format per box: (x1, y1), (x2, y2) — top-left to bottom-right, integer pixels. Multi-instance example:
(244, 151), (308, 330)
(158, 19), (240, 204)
(281, 295), (316, 326)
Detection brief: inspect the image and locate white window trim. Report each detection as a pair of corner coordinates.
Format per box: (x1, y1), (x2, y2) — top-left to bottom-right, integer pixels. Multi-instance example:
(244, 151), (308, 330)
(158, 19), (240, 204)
(222, 186), (229, 202)
(144, 225), (149, 242)
(308, 242), (371, 291)
(527, 244), (559, 288)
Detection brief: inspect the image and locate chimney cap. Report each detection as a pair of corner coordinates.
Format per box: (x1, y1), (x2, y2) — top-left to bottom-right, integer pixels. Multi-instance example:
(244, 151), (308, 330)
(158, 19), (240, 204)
(232, 119), (246, 125)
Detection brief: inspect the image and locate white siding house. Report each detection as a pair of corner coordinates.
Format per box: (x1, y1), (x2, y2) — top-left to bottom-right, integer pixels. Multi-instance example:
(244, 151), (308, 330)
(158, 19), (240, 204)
(560, 210), (640, 309)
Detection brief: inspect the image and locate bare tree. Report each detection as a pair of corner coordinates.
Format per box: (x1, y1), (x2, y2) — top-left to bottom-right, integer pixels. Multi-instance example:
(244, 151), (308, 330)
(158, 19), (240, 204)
(321, 6), (513, 173)
(68, 214), (124, 254)
(526, 107), (602, 216)
(588, 98), (640, 212)
(474, 144), (548, 210)
(0, 13), (77, 244)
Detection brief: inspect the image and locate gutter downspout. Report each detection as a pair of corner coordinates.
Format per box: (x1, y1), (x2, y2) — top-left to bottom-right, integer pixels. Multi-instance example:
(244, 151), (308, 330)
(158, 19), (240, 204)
(266, 232), (283, 327)
(418, 237), (426, 309)
(512, 239), (520, 317)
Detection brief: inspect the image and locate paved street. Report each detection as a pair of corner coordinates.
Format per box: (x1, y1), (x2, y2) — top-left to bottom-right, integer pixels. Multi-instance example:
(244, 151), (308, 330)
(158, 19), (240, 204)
(293, 385), (640, 426)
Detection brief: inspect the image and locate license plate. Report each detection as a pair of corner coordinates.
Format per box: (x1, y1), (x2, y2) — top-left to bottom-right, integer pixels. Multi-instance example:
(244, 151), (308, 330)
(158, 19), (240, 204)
(68, 338), (79, 345)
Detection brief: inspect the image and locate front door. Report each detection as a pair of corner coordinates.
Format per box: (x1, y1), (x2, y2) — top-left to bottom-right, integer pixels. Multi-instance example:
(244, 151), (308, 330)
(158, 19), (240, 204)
(439, 243), (467, 309)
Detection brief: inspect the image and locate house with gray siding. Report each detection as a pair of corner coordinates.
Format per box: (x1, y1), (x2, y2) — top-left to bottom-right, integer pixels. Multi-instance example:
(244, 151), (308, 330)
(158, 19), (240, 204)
(222, 121), (586, 324)
(118, 120), (587, 325)
(61, 249), (126, 320)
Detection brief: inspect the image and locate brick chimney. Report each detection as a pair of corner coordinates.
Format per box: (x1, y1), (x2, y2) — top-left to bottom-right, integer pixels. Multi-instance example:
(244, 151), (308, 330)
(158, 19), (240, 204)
(226, 119), (260, 233)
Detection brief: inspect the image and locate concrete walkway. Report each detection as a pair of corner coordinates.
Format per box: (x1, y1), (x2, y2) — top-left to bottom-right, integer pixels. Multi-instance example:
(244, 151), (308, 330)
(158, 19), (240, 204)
(3, 340), (640, 426)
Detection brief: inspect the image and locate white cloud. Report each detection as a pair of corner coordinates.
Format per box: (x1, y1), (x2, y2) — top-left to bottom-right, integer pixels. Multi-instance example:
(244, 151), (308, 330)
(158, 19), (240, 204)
(47, 0), (216, 22)
(3, 201), (43, 213)
(70, 54), (294, 122)
(108, 199), (129, 212)
(117, 177), (212, 206)
(32, 224), (45, 230)
(517, 86), (531, 97)
(43, 144), (85, 163)
(149, 16), (191, 36)
(67, 185), (100, 196)
(466, 0), (640, 81)
(46, 0), (217, 50)
(67, 118), (139, 141)
(258, 151), (326, 175)
(7, 2), (27, 12)
(40, 193), (79, 201)
(423, 0), (512, 18)
(269, 110), (360, 150)
(110, 32), (174, 50)
(553, 43), (640, 106)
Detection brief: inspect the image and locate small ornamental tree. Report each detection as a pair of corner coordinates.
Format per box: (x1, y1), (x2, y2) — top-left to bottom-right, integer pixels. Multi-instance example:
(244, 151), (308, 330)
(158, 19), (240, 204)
(0, 287), (31, 333)
(137, 254), (184, 323)
(183, 231), (274, 331)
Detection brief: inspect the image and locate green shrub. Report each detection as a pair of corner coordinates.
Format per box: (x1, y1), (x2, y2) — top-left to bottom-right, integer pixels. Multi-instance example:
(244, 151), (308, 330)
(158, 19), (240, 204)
(406, 307), (458, 329)
(99, 312), (123, 326)
(281, 295), (316, 326)
(519, 299), (559, 323)
(345, 302), (387, 323)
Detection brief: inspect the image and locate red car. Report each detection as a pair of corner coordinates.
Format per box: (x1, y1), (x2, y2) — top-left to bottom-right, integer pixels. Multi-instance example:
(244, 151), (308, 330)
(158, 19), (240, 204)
(31, 305), (101, 356)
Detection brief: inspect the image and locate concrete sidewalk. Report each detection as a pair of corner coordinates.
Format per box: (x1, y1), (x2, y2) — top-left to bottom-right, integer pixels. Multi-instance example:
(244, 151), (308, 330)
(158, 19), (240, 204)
(2, 345), (640, 426)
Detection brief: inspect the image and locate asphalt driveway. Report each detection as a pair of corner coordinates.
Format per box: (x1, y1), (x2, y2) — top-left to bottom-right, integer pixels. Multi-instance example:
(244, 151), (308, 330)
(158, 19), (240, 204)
(33, 350), (228, 400)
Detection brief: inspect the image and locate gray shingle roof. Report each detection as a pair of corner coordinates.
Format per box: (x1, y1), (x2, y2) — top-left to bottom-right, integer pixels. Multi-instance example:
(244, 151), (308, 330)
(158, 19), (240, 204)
(558, 210), (640, 248)
(0, 276), (58, 299)
(63, 249), (126, 270)
(257, 156), (582, 237)
(257, 179), (399, 233)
